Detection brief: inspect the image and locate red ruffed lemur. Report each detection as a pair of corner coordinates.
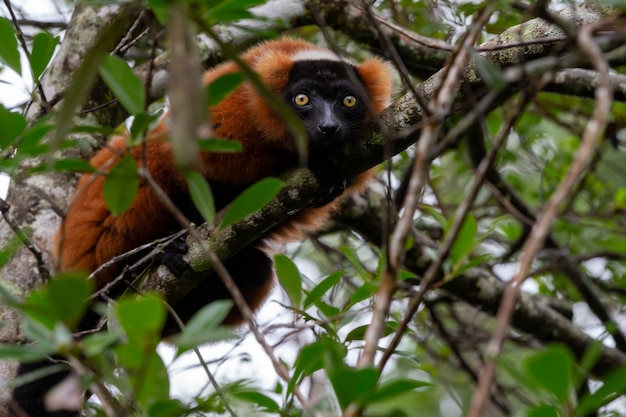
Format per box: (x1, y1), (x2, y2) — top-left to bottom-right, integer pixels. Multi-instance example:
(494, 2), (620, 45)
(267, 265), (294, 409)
(12, 37), (394, 417)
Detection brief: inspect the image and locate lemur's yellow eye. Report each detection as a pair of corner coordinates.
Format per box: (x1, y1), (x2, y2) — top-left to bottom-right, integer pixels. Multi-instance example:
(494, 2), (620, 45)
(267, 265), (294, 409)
(343, 95), (357, 108)
(294, 94), (310, 106)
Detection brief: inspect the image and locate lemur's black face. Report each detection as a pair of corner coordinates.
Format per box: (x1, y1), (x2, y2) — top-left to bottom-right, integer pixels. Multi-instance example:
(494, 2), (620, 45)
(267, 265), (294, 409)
(283, 60), (368, 147)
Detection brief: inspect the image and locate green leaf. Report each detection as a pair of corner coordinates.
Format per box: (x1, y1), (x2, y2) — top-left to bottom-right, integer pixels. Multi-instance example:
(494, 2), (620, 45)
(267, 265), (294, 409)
(449, 253), (492, 280)
(220, 177), (283, 229)
(209, 9), (254, 22)
(23, 273), (94, 330)
(19, 318), (56, 347)
(347, 280), (379, 308)
(274, 254), (302, 308)
(82, 332), (120, 357)
(14, 363), (70, 388)
(293, 342), (325, 377)
(329, 367), (380, 409)
(103, 154), (139, 216)
(206, 72), (244, 106)
(526, 405), (560, 417)
(490, 215), (522, 241)
(129, 112), (160, 145)
(577, 365), (626, 414)
(197, 138), (242, 153)
(99, 54), (146, 115)
(0, 237), (22, 276)
(69, 124), (115, 136)
(148, 399), (187, 417)
(30, 32), (59, 80)
(173, 300), (236, 351)
(115, 344), (169, 408)
(116, 295), (166, 345)
(473, 53), (506, 91)
(0, 343), (57, 362)
(146, 0), (169, 24)
(114, 314), (170, 411)
(319, 336), (348, 372)
(421, 204), (446, 227)
(340, 246), (372, 280)
(448, 214), (477, 264)
(303, 271), (342, 309)
(345, 322), (396, 342)
(525, 345), (573, 402)
(315, 300), (341, 318)
(613, 187), (626, 210)
(233, 391), (281, 413)
(0, 17), (21, 74)
(50, 323), (73, 349)
(367, 378), (432, 404)
(290, 337), (346, 396)
(18, 122), (53, 157)
(115, 341), (144, 368)
(184, 170), (215, 224)
(207, 0), (267, 22)
(0, 105), (27, 148)
(52, 158), (95, 173)
(136, 354), (169, 408)
(600, 0), (626, 9)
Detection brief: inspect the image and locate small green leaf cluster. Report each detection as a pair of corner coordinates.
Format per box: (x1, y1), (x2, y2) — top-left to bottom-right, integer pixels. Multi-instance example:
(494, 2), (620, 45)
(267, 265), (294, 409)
(496, 344), (626, 417)
(0, 15), (99, 177)
(0, 274), (247, 416)
(0, 16), (58, 81)
(147, 0), (268, 26)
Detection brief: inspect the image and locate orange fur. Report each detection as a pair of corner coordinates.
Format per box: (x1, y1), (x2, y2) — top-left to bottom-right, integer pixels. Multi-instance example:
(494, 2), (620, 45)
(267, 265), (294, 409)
(56, 38), (394, 319)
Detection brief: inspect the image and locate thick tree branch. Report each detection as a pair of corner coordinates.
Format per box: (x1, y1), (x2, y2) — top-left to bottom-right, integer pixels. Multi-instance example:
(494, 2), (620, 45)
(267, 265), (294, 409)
(547, 68), (626, 101)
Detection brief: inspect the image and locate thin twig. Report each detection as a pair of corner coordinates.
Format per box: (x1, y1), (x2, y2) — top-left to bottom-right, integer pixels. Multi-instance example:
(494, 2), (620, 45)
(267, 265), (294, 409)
(111, 9), (149, 55)
(67, 356), (126, 417)
(0, 198), (49, 280)
(467, 23), (613, 417)
(361, 5), (494, 369)
(2, 0), (49, 107)
(427, 302), (512, 415)
(162, 302), (238, 417)
(342, 7), (494, 417)
(377, 64), (531, 373)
